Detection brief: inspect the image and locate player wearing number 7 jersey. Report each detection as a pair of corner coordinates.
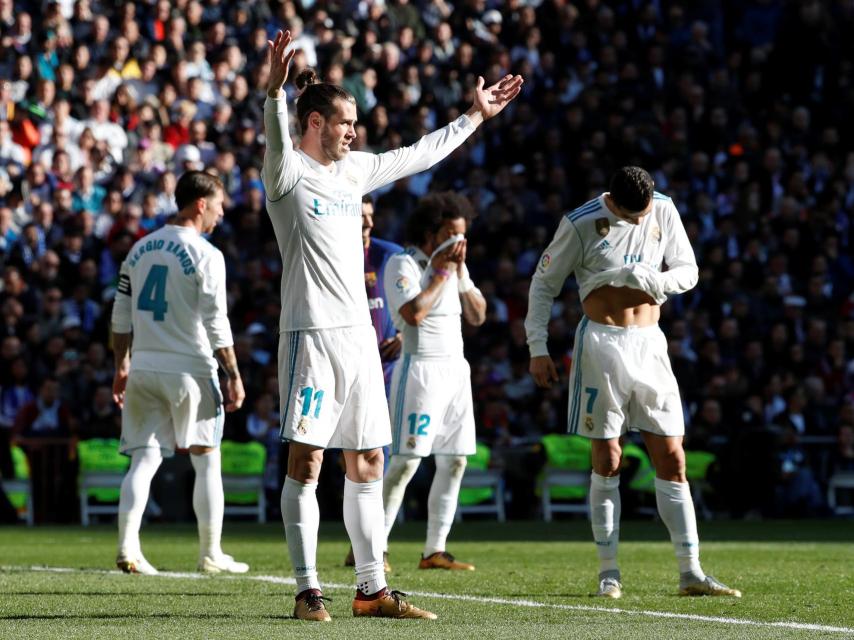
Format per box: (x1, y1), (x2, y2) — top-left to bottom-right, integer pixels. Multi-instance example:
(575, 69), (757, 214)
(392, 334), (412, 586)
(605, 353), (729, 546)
(110, 171), (247, 577)
(525, 166), (740, 600)
(263, 30), (521, 621)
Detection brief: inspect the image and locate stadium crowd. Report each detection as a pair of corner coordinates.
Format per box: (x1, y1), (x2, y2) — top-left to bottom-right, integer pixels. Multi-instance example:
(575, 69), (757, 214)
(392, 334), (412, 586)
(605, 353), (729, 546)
(0, 0), (852, 522)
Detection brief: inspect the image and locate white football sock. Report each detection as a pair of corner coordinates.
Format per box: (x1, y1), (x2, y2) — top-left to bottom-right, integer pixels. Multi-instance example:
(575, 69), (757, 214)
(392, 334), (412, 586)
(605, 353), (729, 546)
(344, 477), (387, 595)
(117, 447), (163, 558)
(424, 455), (467, 556)
(190, 449), (224, 561)
(655, 477), (704, 577)
(590, 472), (621, 574)
(382, 455), (421, 541)
(281, 476), (321, 594)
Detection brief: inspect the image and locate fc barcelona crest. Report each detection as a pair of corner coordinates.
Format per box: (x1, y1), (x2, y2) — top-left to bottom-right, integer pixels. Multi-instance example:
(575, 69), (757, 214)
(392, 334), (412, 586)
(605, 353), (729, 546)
(365, 271), (377, 287)
(595, 218), (610, 237)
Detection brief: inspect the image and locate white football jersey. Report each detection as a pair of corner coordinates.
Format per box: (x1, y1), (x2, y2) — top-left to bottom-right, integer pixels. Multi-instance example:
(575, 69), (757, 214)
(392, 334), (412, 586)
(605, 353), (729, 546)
(262, 96), (476, 332)
(525, 193), (698, 357)
(384, 246), (464, 358)
(111, 225), (233, 377)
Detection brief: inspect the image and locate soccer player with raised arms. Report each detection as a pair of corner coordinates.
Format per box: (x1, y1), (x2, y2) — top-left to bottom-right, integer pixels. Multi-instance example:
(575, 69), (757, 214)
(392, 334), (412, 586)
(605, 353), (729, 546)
(111, 171), (247, 576)
(525, 166), (740, 599)
(262, 30), (521, 621)
(382, 192), (486, 572)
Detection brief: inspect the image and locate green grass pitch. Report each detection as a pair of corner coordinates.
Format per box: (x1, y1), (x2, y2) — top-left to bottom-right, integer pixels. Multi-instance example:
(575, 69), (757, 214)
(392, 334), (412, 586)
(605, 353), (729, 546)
(1, 519), (852, 639)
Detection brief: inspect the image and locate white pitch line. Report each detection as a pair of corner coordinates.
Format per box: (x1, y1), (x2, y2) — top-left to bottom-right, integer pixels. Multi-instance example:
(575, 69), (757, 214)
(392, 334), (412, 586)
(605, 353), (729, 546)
(12, 566), (854, 635)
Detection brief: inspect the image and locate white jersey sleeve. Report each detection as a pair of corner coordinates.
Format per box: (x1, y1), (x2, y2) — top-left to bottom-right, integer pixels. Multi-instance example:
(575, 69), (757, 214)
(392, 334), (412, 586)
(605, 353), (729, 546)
(356, 115), (476, 194)
(525, 217), (582, 358)
(384, 252), (423, 326)
(197, 250), (233, 350)
(657, 200), (698, 295)
(112, 261), (133, 333)
(262, 97), (303, 201)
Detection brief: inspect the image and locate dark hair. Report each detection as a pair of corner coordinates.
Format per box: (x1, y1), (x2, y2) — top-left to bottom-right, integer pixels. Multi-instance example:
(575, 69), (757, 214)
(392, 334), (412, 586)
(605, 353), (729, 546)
(609, 166), (654, 212)
(294, 68), (355, 133)
(361, 194), (373, 205)
(174, 171), (224, 210)
(405, 192), (474, 245)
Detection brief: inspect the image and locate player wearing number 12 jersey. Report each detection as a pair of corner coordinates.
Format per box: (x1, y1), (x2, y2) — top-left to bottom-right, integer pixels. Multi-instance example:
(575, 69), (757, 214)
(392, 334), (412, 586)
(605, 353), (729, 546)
(111, 171), (247, 577)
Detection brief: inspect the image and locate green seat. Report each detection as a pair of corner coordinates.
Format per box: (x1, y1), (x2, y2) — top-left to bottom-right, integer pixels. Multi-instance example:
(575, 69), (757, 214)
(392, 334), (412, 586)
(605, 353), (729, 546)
(7, 446), (31, 516)
(621, 442), (656, 494)
(456, 442), (505, 522)
(458, 442), (493, 506)
(538, 434), (591, 521)
(78, 439), (130, 503)
(220, 441), (267, 522)
(685, 450), (716, 481)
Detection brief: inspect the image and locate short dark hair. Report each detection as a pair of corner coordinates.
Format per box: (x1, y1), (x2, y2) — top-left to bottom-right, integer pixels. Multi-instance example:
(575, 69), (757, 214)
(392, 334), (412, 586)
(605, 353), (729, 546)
(361, 194), (373, 205)
(294, 68), (356, 133)
(174, 171), (224, 210)
(609, 166), (654, 212)
(405, 192), (474, 245)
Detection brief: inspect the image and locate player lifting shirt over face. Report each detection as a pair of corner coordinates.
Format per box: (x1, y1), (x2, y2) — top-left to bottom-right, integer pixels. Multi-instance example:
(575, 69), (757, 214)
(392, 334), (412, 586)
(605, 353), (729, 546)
(525, 166), (741, 600)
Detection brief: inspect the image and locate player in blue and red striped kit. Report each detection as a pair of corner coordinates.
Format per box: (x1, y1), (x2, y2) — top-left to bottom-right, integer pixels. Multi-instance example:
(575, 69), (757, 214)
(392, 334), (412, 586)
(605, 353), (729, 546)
(362, 195), (403, 395)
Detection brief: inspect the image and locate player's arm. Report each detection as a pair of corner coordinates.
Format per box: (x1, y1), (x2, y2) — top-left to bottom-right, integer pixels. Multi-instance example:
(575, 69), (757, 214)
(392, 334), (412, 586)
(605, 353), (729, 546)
(457, 253), (486, 327)
(395, 242), (464, 325)
(262, 30), (301, 201)
(525, 217), (582, 388)
(198, 252), (245, 412)
(657, 201), (699, 295)
(110, 261), (133, 408)
(359, 74), (523, 194)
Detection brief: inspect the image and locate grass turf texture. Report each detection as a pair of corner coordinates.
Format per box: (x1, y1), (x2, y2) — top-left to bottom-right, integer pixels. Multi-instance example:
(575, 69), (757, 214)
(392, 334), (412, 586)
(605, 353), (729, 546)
(0, 520), (851, 639)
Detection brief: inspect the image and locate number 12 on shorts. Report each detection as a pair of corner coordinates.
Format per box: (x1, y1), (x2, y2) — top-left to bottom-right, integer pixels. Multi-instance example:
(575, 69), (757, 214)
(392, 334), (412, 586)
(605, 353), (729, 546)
(407, 413), (430, 436)
(300, 386), (324, 419)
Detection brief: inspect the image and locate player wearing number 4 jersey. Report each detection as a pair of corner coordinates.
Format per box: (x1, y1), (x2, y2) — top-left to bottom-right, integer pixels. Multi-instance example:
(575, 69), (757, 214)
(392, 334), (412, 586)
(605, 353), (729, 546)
(383, 192), (486, 572)
(111, 171), (247, 577)
(262, 30), (521, 621)
(525, 167), (740, 600)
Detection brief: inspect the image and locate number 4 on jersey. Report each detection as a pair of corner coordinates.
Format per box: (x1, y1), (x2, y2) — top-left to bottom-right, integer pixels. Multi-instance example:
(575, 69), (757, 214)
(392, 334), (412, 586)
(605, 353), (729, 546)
(138, 265), (169, 321)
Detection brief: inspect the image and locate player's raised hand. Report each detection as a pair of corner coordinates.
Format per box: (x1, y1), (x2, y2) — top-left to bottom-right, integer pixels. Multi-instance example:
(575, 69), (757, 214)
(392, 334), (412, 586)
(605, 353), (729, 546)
(529, 355), (559, 389)
(468, 74), (524, 122)
(266, 30), (297, 98)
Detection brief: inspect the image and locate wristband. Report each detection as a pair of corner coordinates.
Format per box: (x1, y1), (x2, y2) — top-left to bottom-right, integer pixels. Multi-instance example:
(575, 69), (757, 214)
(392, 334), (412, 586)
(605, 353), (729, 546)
(458, 276), (474, 293)
(433, 267), (451, 279)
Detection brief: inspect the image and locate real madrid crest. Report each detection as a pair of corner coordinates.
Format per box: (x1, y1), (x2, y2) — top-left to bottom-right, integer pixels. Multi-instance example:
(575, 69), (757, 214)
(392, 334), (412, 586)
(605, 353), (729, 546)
(585, 416), (594, 431)
(595, 218), (610, 237)
(650, 226), (661, 242)
(407, 436), (417, 449)
(297, 416), (310, 435)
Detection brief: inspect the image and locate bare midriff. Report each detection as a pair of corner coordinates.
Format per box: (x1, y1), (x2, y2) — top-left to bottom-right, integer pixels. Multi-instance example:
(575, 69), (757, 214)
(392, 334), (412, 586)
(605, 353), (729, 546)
(582, 285), (660, 327)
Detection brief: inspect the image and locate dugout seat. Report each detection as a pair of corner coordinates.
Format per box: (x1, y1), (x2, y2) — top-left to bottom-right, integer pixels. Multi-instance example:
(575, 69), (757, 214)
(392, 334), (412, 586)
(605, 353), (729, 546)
(685, 450), (717, 521)
(456, 442), (506, 522)
(5, 445), (34, 525)
(827, 471), (854, 516)
(538, 434), (591, 522)
(220, 440), (266, 523)
(78, 438), (130, 526)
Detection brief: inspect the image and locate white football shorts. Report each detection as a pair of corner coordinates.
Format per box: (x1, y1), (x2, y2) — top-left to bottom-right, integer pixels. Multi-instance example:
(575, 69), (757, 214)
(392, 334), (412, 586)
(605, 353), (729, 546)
(567, 317), (684, 439)
(388, 355), (476, 457)
(278, 325), (391, 450)
(120, 370), (224, 456)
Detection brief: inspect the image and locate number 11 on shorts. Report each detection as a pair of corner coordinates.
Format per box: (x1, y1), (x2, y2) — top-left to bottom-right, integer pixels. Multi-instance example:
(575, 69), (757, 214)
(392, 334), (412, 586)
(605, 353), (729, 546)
(300, 386), (324, 419)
